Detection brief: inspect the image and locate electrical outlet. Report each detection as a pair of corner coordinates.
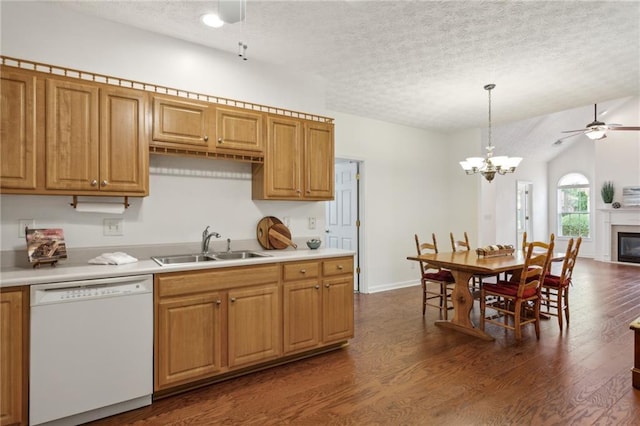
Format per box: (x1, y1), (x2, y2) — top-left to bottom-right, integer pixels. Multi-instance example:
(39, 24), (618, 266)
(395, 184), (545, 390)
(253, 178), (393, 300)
(18, 219), (35, 238)
(103, 218), (123, 236)
(308, 216), (316, 230)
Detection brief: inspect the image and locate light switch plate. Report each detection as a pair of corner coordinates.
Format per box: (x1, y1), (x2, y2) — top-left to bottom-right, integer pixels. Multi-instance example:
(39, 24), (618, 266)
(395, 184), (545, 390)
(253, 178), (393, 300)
(308, 217), (316, 230)
(103, 218), (123, 236)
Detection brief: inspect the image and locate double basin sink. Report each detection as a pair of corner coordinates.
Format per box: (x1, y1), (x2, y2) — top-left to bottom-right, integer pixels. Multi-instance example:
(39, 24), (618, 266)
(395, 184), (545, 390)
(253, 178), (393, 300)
(152, 250), (270, 266)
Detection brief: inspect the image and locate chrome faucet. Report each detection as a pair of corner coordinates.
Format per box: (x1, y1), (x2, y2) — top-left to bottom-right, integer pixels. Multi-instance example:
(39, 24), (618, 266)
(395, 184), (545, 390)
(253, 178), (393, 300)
(226, 238), (232, 252)
(201, 226), (221, 254)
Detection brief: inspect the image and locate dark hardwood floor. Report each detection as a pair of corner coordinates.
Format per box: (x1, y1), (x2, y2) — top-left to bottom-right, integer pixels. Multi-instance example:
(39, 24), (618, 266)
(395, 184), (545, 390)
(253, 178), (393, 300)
(89, 259), (640, 425)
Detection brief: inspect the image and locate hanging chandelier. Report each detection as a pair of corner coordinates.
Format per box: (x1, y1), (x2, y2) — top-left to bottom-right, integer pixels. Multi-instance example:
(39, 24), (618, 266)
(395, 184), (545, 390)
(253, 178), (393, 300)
(459, 84), (522, 183)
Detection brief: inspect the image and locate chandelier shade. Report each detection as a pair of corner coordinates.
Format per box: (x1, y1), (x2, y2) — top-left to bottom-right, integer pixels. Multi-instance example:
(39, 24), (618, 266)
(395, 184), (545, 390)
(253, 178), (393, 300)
(459, 84), (522, 182)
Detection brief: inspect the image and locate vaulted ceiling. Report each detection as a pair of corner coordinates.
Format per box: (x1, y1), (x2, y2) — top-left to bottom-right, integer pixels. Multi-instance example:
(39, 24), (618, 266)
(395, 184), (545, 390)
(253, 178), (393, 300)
(60, 1), (640, 161)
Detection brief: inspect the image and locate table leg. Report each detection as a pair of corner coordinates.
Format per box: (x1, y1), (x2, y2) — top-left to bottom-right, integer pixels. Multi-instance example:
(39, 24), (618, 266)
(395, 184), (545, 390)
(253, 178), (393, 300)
(435, 270), (494, 341)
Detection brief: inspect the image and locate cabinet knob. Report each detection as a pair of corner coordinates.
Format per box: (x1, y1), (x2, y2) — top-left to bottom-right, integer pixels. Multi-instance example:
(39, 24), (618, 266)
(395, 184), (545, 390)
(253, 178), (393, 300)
(314, 285), (320, 289)
(296, 189), (301, 194)
(325, 284), (330, 288)
(204, 135), (209, 142)
(101, 180), (108, 187)
(216, 299), (221, 305)
(91, 180), (98, 186)
(300, 269), (306, 274)
(306, 190), (311, 194)
(337, 265), (343, 270)
(218, 138), (223, 144)
(230, 297), (236, 303)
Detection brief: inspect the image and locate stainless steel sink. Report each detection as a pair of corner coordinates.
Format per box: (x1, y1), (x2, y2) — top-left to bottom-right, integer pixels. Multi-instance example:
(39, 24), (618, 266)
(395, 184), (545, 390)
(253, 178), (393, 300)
(151, 253), (217, 266)
(211, 250), (270, 260)
(152, 251), (270, 266)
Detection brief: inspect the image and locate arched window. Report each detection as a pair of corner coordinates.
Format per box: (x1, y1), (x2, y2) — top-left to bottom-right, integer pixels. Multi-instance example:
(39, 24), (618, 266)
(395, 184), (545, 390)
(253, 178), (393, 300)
(557, 173), (590, 237)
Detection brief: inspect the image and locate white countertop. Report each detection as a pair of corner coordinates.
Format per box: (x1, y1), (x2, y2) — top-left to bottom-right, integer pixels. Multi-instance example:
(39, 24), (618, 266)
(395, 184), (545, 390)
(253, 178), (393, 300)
(0, 248), (355, 288)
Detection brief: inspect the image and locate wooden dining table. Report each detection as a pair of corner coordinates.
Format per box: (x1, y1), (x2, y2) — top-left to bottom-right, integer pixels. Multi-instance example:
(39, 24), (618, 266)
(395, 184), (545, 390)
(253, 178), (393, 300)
(407, 250), (563, 341)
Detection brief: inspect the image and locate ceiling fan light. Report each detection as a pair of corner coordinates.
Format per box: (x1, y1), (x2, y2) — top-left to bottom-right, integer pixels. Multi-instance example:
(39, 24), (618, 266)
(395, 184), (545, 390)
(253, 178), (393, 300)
(201, 13), (224, 28)
(586, 129), (606, 140)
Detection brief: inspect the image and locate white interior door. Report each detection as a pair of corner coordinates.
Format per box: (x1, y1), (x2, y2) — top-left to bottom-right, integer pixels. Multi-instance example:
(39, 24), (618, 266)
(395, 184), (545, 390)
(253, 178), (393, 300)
(516, 181), (533, 246)
(325, 160), (359, 290)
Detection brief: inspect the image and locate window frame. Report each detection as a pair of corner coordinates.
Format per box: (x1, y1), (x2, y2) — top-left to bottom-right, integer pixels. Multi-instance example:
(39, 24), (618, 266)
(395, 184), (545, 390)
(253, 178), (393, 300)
(556, 173), (591, 239)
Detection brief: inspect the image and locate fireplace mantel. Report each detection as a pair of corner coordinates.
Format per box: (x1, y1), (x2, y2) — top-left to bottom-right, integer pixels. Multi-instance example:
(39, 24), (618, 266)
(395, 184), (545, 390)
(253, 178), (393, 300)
(598, 208), (640, 262)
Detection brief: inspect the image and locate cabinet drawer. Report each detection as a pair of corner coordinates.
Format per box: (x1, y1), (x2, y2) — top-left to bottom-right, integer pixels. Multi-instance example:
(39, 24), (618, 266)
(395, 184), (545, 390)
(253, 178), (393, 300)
(157, 264), (279, 298)
(322, 257), (353, 277)
(283, 261), (319, 281)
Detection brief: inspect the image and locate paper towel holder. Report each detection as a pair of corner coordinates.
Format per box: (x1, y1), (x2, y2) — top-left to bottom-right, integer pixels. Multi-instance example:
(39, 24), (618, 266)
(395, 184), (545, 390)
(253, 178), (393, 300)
(70, 196), (130, 209)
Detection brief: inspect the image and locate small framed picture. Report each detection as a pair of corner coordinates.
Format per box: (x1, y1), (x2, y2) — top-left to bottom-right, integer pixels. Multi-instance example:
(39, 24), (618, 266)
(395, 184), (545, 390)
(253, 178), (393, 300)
(26, 228), (68, 265)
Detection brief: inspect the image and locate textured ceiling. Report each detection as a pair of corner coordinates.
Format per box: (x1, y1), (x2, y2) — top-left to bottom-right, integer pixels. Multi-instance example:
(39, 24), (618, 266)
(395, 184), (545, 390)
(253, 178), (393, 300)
(60, 0), (640, 161)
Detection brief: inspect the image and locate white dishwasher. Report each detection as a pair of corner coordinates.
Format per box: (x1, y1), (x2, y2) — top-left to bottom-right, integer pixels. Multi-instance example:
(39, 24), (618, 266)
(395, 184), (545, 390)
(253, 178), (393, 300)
(30, 274), (153, 426)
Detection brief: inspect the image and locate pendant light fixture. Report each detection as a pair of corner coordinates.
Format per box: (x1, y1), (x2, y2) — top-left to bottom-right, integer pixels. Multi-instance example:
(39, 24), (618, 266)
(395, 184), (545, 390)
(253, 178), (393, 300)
(459, 84), (522, 183)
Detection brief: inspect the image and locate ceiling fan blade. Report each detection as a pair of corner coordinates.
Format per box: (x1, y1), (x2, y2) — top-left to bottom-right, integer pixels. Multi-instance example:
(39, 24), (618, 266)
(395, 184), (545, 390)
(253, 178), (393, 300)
(562, 129), (587, 133)
(611, 126), (640, 131)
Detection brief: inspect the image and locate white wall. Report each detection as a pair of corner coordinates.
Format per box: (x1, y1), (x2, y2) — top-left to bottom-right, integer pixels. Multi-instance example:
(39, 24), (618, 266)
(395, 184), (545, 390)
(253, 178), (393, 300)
(331, 111), (477, 292)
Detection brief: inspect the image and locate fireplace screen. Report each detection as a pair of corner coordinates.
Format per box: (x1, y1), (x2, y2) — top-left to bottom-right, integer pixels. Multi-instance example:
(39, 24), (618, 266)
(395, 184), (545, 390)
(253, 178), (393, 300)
(618, 232), (640, 264)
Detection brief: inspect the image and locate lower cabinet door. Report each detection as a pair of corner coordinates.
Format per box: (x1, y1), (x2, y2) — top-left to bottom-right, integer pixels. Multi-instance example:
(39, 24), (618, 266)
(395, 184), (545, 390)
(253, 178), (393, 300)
(228, 284), (281, 368)
(322, 276), (355, 343)
(0, 289), (26, 426)
(156, 293), (223, 390)
(283, 281), (321, 354)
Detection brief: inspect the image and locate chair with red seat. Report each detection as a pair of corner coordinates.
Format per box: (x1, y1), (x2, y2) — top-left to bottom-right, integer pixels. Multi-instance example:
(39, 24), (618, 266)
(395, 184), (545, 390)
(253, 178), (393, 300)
(541, 237), (581, 331)
(415, 233), (455, 318)
(480, 236), (555, 340)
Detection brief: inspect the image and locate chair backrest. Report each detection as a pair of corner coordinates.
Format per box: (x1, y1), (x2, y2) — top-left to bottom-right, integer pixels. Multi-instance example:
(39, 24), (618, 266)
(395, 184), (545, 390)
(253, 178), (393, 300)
(518, 235), (555, 298)
(521, 231), (528, 251)
(414, 233), (441, 273)
(450, 232), (471, 252)
(558, 236), (581, 286)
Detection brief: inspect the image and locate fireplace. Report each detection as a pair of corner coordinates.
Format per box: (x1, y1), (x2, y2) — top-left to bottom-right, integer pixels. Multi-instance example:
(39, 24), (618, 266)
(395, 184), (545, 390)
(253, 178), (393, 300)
(618, 232), (640, 264)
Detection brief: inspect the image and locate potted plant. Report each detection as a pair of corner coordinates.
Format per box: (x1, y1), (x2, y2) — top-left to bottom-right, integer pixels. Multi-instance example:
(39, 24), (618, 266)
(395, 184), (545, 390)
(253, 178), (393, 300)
(601, 181), (614, 205)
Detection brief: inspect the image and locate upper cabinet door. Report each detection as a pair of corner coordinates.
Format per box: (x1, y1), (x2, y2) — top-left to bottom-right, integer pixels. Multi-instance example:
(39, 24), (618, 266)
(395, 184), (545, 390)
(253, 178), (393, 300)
(304, 121), (334, 200)
(152, 95), (211, 149)
(0, 68), (37, 190)
(215, 105), (264, 154)
(45, 79), (100, 191)
(264, 115), (302, 198)
(100, 87), (149, 194)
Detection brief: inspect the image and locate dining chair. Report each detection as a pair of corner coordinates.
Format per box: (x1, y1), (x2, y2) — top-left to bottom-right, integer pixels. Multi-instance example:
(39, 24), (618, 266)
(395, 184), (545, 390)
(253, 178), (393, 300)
(480, 236), (555, 340)
(540, 237), (581, 331)
(449, 231), (497, 295)
(414, 233), (455, 318)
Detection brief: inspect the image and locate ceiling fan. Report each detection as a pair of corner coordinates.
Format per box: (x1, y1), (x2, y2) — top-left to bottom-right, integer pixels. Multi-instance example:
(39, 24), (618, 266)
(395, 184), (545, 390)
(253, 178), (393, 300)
(561, 104), (640, 141)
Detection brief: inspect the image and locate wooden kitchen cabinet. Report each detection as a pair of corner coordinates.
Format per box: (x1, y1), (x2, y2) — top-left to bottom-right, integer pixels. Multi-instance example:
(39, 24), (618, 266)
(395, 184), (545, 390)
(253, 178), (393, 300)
(155, 291), (224, 390)
(154, 263), (280, 392)
(0, 67), (37, 191)
(154, 257), (353, 396)
(214, 105), (264, 155)
(283, 257), (354, 355)
(252, 116), (334, 200)
(151, 95), (212, 150)
(227, 284), (281, 367)
(46, 79), (148, 194)
(0, 287), (28, 426)
(151, 96), (264, 157)
(282, 261), (321, 354)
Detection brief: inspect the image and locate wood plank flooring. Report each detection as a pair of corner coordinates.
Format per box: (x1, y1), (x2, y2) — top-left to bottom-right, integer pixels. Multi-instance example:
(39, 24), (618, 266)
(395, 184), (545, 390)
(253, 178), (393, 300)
(89, 259), (640, 425)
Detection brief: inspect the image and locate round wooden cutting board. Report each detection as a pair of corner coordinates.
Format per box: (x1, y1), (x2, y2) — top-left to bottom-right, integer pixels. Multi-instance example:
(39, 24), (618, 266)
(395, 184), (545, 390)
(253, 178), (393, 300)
(256, 216), (297, 250)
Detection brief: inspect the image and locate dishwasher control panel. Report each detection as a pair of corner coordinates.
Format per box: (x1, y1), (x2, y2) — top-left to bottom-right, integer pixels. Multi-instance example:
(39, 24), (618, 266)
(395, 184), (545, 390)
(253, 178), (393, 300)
(31, 275), (153, 306)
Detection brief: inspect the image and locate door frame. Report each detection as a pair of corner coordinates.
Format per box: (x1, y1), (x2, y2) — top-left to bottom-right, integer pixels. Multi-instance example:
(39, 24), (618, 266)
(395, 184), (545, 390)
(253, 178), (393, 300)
(516, 180), (533, 247)
(326, 157), (365, 293)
